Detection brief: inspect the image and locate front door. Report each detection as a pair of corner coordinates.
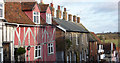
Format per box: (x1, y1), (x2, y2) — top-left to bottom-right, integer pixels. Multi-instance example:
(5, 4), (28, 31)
(3, 43), (11, 62)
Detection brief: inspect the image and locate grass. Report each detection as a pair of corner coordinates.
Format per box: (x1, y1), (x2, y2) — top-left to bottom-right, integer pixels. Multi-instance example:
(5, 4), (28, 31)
(101, 39), (119, 47)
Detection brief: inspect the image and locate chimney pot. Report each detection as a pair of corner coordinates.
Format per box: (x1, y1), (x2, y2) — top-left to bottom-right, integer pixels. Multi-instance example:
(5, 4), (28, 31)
(73, 15), (77, 22)
(50, 3), (53, 7)
(68, 14), (72, 21)
(58, 5), (60, 10)
(77, 17), (80, 23)
(64, 8), (66, 11)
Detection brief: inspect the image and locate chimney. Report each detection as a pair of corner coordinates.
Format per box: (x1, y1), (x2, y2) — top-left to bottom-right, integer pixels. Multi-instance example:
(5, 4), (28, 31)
(56, 5), (61, 18)
(68, 14), (72, 21)
(77, 17), (80, 23)
(40, 0), (43, 3)
(50, 3), (55, 17)
(73, 15), (77, 22)
(63, 8), (67, 20)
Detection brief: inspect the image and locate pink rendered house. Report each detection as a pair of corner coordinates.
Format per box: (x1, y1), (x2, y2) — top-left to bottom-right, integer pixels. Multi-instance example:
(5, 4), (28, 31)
(5, 2), (56, 62)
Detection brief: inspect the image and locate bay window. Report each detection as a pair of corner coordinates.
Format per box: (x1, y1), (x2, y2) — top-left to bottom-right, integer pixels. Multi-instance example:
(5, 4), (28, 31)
(33, 11), (40, 24)
(35, 45), (41, 58)
(48, 43), (54, 54)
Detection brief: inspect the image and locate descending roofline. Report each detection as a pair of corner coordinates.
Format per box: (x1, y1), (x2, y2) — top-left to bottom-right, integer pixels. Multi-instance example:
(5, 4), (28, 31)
(66, 30), (89, 33)
(57, 25), (66, 32)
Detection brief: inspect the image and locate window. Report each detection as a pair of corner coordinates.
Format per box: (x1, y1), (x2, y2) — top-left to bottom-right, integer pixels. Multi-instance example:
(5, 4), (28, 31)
(81, 34), (84, 45)
(46, 13), (52, 24)
(85, 34), (88, 45)
(33, 11), (40, 24)
(0, 3), (4, 19)
(35, 45), (41, 58)
(76, 34), (79, 45)
(48, 43), (54, 54)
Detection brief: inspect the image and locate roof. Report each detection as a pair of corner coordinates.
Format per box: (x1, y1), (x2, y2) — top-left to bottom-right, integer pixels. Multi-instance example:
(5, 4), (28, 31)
(53, 18), (89, 33)
(88, 32), (98, 42)
(91, 32), (102, 43)
(5, 2), (35, 25)
(21, 2), (36, 11)
(39, 3), (49, 12)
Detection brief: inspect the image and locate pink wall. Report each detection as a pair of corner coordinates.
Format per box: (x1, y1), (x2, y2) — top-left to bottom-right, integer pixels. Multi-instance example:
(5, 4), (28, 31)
(14, 26), (56, 62)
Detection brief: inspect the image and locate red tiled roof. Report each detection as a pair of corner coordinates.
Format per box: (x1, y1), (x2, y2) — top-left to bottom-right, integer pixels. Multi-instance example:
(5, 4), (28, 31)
(39, 4), (49, 12)
(21, 2), (36, 11)
(40, 16), (47, 25)
(5, 2), (35, 25)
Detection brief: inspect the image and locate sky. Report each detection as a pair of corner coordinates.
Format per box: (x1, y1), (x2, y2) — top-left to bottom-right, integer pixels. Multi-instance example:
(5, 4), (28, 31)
(36, 0), (119, 33)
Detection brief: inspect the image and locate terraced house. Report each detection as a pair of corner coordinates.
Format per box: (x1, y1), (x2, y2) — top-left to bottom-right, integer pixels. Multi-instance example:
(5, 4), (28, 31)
(1, 1), (56, 62)
(50, 4), (89, 63)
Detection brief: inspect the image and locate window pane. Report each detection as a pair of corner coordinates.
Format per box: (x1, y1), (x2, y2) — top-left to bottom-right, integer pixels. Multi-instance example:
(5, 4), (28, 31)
(37, 16), (39, 23)
(38, 49), (40, 56)
(35, 46), (37, 49)
(51, 47), (53, 52)
(0, 9), (2, 17)
(34, 16), (36, 23)
(48, 47), (50, 53)
(48, 44), (50, 47)
(35, 50), (37, 57)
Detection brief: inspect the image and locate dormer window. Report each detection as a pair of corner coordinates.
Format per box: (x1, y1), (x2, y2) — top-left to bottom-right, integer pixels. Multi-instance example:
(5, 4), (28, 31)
(46, 13), (52, 24)
(33, 11), (40, 24)
(0, 3), (4, 19)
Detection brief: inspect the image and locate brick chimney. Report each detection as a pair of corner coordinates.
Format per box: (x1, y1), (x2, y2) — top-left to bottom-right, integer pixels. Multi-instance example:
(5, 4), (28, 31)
(40, 0), (43, 3)
(77, 17), (80, 23)
(50, 3), (55, 17)
(68, 14), (72, 21)
(56, 5), (61, 18)
(63, 8), (67, 20)
(73, 15), (77, 22)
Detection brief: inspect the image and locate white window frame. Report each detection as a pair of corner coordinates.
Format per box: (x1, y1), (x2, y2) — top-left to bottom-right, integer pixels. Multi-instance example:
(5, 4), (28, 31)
(48, 43), (54, 54)
(34, 45), (41, 59)
(33, 11), (40, 24)
(0, 2), (4, 19)
(76, 34), (79, 45)
(46, 13), (52, 24)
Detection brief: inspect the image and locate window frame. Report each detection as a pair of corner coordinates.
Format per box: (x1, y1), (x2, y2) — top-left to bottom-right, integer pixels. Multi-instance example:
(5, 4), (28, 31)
(48, 43), (54, 54)
(33, 11), (40, 24)
(34, 45), (42, 59)
(46, 13), (52, 24)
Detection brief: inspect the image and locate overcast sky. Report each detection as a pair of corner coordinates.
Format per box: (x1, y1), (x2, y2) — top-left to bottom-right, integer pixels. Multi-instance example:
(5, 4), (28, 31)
(36, 0), (119, 33)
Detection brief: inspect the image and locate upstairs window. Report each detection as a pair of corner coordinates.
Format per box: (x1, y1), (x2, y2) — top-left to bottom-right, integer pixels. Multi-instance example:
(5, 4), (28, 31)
(0, 3), (4, 19)
(46, 13), (52, 24)
(33, 11), (40, 24)
(48, 43), (54, 54)
(76, 34), (79, 45)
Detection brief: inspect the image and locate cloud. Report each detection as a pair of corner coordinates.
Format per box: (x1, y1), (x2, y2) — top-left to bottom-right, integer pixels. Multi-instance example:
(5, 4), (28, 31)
(36, 0), (118, 33)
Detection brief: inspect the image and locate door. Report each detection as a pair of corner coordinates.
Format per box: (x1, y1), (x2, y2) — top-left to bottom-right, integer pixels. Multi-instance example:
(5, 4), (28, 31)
(74, 53), (77, 63)
(3, 43), (11, 62)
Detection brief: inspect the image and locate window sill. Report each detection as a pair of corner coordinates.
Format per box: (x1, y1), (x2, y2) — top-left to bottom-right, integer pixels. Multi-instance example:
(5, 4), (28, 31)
(48, 53), (54, 55)
(34, 56), (42, 60)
